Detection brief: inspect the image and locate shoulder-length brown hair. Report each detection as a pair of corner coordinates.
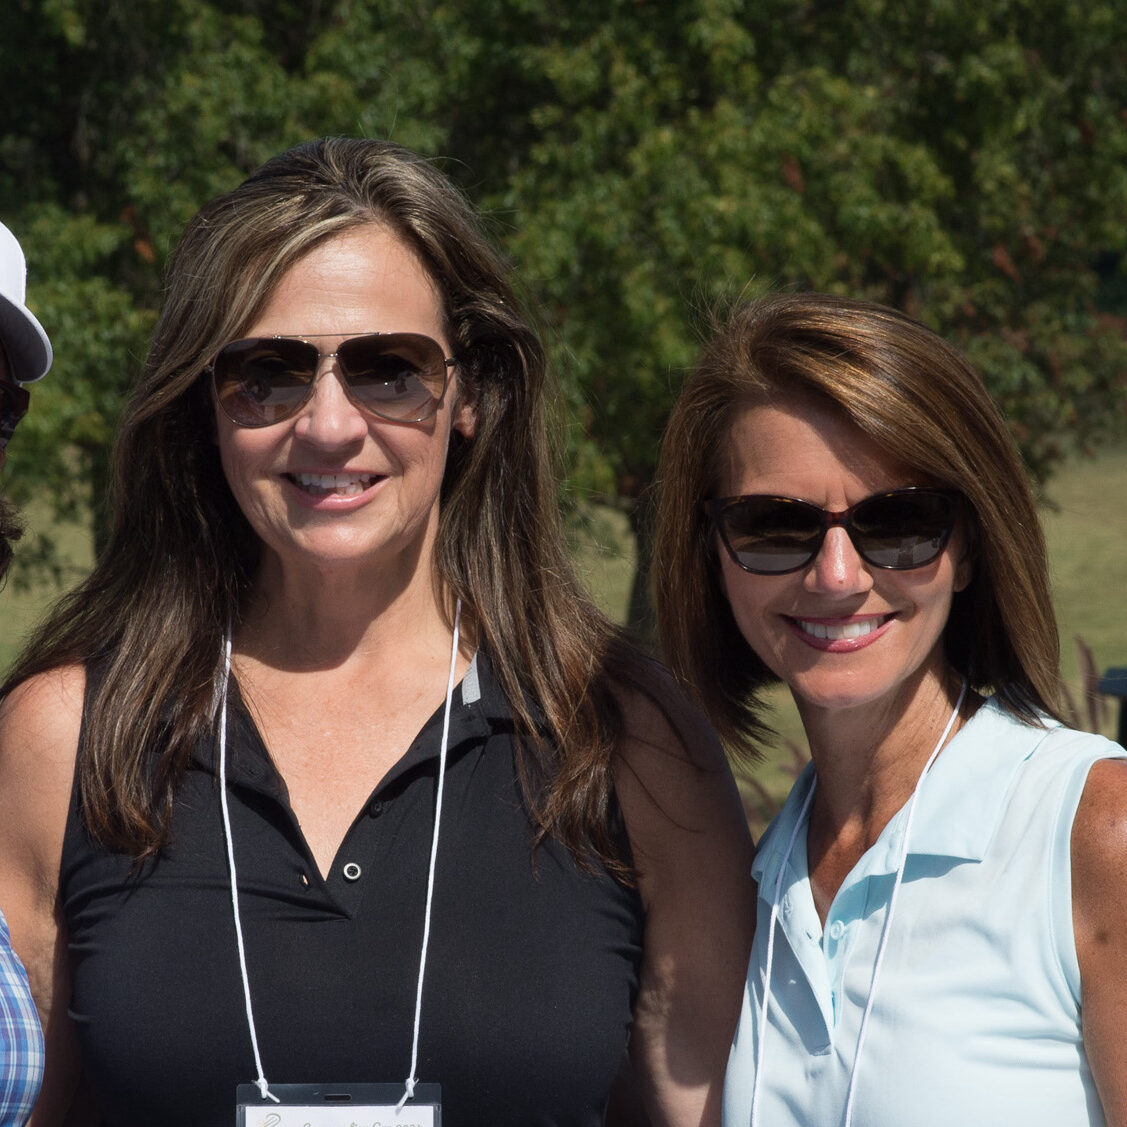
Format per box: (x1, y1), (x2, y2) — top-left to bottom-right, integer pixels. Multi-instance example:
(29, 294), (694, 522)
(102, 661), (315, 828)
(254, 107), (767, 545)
(654, 292), (1065, 759)
(5, 138), (642, 872)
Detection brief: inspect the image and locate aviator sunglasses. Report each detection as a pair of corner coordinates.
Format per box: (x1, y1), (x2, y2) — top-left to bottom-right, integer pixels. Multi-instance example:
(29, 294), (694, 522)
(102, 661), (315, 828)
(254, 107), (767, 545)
(208, 332), (456, 428)
(707, 487), (960, 575)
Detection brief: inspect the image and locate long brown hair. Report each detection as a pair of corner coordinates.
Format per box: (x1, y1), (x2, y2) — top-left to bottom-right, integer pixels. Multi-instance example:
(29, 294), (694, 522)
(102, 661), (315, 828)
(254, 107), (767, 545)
(654, 292), (1065, 759)
(5, 139), (644, 872)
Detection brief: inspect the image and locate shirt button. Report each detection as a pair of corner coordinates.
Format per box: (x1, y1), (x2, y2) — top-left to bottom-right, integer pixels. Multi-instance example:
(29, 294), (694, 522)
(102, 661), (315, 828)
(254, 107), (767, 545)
(828, 920), (845, 941)
(369, 800), (387, 818)
(342, 862), (362, 882)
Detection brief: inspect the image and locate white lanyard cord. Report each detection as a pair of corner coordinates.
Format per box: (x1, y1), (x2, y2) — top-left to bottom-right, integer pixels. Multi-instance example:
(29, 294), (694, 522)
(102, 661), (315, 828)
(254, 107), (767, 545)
(748, 779), (816, 1127)
(841, 677), (965, 1127)
(751, 679), (967, 1127)
(217, 599), (462, 1110)
(217, 629), (278, 1104)
(399, 597), (461, 1110)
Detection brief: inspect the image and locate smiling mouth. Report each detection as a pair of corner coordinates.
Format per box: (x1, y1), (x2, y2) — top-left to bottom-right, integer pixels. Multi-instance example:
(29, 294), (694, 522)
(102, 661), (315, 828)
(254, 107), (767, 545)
(287, 472), (381, 498)
(790, 615), (893, 641)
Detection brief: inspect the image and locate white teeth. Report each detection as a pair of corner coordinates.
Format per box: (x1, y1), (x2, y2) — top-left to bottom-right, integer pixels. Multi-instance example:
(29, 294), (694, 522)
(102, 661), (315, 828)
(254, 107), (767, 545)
(797, 618), (885, 641)
(291, 472), (378, 497)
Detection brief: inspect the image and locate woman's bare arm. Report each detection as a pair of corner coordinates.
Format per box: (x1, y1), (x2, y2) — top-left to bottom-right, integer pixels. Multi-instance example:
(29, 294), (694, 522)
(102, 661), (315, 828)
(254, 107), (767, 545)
(615, 676), (755, 1127)
(1072, 755), (1127, 1127)
(0, 666), (87, 1126)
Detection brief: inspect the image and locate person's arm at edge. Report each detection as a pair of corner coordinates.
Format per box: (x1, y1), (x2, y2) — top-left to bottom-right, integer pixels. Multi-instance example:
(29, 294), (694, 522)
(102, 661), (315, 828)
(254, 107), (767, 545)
(1072, 755), (1127, 1127)
(0, 665), (90, 1126)
(614, 673), (755, 1127)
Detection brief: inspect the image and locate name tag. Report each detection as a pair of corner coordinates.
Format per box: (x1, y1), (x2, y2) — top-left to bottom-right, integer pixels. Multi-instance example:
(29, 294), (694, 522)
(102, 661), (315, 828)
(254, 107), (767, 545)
(237, 1083), (441, 1127)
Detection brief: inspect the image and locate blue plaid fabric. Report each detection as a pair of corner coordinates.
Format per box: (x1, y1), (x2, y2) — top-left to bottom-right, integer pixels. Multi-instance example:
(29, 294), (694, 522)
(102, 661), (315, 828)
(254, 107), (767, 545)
(0, 909), (42, 1125)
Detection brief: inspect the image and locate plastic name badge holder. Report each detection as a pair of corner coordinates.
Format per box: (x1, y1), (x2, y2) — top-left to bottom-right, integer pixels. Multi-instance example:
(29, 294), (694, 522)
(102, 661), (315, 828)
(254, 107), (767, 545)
(237, 1083), (441, 1126)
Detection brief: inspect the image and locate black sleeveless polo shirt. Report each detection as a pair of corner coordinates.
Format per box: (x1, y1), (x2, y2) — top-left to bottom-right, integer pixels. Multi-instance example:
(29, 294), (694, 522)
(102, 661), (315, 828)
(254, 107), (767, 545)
(61, 654), (644, 1126)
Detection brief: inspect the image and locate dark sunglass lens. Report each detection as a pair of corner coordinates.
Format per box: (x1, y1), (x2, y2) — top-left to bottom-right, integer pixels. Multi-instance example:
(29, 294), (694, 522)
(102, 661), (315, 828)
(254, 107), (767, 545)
(339, 334), (447, 421)
(852, 492), (955, 568)
(722, 497), (825, 573)
(214, 339), (318, 426)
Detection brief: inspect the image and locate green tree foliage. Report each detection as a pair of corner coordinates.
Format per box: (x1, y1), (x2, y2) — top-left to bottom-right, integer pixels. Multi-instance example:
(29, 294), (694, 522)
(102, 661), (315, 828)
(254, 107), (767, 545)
(1, 0), (1124, 604)
(499, 0), (1127, 489)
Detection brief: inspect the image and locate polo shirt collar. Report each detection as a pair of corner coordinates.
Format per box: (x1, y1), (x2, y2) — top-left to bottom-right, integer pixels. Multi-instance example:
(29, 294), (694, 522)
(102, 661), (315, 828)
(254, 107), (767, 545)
(753, 696), (1058, 892)
(893, 696), (1055, 865)
(194, 649), (500, 795)
(752, 761), (817, 895)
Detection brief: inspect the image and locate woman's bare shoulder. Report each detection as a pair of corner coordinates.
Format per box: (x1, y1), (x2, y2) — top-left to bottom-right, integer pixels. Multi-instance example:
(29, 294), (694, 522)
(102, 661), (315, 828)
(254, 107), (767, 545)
(0, 662), (85, 757)
(0, 663), (85, 859)
(612, 660), (740, 800)
(610, 659), (752, 879)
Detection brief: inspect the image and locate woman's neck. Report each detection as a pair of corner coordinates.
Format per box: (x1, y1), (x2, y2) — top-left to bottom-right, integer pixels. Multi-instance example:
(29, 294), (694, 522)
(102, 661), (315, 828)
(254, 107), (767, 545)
(799, 666), (971, 921)
(234, 550), (458, 674)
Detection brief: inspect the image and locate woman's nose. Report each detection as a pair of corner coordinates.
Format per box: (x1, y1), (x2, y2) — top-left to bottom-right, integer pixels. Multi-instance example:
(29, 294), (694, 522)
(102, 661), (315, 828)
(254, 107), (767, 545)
(804, 526), (874, 596)
(292, 361), (369, 447)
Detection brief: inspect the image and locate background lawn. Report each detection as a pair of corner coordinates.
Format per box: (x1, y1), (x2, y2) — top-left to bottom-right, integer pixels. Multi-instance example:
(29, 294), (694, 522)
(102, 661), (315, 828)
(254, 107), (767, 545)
(571, 444), (1127, 835)
(2, 443), (1124, 837)
(0, 505), (92, 672)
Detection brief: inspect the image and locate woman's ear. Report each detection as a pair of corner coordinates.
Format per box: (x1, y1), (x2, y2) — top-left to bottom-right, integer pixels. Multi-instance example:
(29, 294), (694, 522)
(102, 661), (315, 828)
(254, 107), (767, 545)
(451, 364), (477, 439)
(953, 510), (978, 593)
(453, 394), (476, 439)
(954, 553), (973, 593)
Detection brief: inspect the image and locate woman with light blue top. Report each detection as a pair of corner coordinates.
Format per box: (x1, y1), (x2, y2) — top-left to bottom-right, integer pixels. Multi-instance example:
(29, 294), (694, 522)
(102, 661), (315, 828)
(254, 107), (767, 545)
(654, 292), (1127, 1126)
(0, 219), (53, 1124)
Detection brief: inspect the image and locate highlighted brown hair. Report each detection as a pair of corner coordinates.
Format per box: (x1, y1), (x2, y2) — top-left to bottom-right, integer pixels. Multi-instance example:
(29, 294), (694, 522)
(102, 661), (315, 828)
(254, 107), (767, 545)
(5, 139), (646, 871)
(654, 292), (1065, 759)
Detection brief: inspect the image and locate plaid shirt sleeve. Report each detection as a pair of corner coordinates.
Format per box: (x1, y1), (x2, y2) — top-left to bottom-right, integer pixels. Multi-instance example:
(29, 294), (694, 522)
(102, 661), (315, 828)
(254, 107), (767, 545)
(0, 909), (43, 1125)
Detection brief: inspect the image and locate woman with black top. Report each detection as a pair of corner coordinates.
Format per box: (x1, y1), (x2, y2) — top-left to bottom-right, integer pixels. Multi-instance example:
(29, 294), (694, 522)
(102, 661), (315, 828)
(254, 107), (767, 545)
(0, 139), (753, 1126)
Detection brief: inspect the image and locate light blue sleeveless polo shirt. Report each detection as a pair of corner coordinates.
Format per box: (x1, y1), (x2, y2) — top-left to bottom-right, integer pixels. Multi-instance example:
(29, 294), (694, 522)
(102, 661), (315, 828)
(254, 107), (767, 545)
(724, 698), (1124, 1127)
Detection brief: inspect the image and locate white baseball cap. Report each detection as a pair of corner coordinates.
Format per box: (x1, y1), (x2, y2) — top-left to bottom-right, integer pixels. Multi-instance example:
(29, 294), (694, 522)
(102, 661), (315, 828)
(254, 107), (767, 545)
(0, 221), (52, 384)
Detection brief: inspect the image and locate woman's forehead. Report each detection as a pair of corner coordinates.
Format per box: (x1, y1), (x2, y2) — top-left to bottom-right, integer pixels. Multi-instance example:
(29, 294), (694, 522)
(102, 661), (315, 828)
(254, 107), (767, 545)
(720, 397), (918, 501)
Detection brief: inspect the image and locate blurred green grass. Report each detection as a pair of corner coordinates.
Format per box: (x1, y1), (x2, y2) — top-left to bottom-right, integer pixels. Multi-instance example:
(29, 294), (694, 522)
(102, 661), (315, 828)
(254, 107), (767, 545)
(0, 502), (92, 672)
(2, 445), (1124, 833)
(1042, 443), (1127, 698)
(570, 445), (1127, 834)
(569, 503), (637, 628)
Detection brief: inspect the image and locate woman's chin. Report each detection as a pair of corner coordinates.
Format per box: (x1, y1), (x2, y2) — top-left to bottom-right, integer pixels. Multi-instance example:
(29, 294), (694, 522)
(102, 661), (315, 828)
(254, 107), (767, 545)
(784, 669), (902, 720)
